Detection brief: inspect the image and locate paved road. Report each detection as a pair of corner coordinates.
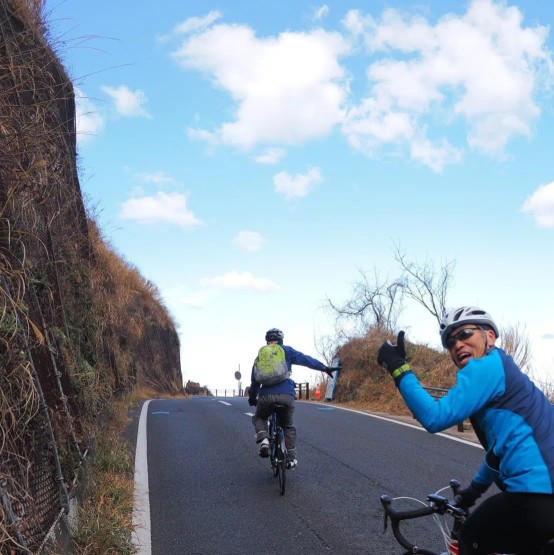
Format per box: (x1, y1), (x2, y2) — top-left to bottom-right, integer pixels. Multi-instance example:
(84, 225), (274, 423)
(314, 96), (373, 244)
(128, 397), (485, 555)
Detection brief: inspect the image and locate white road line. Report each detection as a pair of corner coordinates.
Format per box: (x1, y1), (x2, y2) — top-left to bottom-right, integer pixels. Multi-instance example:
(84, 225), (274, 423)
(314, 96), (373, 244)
(219, 401), (232, 406)
(132, 399), (152, 555)
(245, 412), (254, 416)
(298, 402), (482, 449)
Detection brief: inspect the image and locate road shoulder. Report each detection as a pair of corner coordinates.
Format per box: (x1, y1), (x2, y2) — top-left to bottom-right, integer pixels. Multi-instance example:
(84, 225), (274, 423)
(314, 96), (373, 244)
(305, 400), (480, 445)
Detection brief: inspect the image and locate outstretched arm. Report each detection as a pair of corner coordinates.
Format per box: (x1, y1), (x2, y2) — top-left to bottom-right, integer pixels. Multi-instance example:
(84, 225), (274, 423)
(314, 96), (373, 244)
(286, 346), (327, 371)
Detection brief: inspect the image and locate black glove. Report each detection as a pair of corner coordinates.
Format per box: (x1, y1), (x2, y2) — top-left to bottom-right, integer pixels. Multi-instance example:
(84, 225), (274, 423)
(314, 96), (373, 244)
(324, 367), (335, 378)
(248, 396), (257, 407)
(377, 331), (412, 385)
(454, 481), (488, 510)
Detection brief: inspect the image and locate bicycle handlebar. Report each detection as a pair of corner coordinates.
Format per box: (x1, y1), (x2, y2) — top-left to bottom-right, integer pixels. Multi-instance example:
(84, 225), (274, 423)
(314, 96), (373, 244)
(380, 495), (439, 554)
(380, 480), (467, 555)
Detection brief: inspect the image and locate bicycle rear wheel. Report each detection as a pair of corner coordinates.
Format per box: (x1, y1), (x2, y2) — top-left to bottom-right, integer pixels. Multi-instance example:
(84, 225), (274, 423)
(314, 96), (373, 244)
(270, 441), (278, 477)
(277, 428), (286, 495)
(269, 416), (279, 477)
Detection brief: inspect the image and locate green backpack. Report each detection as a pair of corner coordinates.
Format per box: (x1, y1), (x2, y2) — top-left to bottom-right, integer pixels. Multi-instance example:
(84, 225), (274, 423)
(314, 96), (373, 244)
(253, 344), (290, 386)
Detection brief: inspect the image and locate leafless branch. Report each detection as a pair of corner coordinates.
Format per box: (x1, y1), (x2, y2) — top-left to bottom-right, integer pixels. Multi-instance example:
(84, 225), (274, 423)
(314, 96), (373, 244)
(392, 242), (455, 324)
(500, 322), (532, 373)
(326, 267), (404, 334)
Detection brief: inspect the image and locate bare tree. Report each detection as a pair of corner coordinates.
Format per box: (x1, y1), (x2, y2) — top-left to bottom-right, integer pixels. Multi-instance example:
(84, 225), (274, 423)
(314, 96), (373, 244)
(314, 330), (342, 366)
(393, 243), (455, 325)
(500, 323), (532, 373)
(326, 267), (404, 334)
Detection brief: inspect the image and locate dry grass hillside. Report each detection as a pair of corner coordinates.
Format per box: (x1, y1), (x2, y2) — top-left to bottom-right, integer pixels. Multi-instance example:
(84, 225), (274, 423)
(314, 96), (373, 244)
(0, 1), (182, 552)
(332, 327), (454, 415)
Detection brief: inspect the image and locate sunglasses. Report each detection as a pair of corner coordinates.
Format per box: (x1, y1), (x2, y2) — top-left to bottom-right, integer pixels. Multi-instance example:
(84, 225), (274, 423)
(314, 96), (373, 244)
(445, 327), (480, 349)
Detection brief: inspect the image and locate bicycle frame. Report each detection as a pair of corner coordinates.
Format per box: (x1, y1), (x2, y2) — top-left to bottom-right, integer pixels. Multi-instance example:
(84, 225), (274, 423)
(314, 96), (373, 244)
(268, 407), (287, 495)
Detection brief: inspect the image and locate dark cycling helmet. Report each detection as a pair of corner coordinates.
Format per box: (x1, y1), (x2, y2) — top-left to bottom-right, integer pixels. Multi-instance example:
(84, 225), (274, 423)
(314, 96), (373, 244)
(440, 306), (499, 348)
(265, 328), (284, 342)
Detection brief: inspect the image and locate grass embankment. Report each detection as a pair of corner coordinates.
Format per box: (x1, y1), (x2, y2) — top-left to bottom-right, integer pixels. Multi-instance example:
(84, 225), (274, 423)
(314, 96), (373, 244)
(70, 392), (140, 555)
(69, 387), (181, 555)
(333, 327), (455, 414)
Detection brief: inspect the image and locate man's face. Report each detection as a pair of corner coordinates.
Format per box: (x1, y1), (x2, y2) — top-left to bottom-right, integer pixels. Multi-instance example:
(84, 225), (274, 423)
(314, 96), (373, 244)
(446, 325), (496, 368)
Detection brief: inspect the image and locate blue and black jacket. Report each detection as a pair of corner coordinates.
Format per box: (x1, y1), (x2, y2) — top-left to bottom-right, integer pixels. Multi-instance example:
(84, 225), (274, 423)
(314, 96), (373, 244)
(249, 345), (327, 398)
(399, 347), (554, 494)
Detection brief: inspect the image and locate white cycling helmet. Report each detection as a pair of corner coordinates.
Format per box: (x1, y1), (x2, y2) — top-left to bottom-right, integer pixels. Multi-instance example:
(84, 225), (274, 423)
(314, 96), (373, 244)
(440, 306), (499, 348)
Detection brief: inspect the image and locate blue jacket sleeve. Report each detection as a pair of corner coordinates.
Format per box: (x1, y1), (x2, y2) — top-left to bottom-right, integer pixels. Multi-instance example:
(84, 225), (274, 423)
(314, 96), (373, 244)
(398, 349), (505, 433)
(473, 462), (497, 489)
(285, 346), (327, 372)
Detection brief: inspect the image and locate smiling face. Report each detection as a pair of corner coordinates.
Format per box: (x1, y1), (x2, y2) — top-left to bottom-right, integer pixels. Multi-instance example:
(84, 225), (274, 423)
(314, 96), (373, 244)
(447, 325), (497, 368)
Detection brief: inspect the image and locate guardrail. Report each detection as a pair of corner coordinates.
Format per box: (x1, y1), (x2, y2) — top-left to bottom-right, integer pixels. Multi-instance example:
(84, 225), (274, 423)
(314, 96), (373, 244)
(211, 389), (243, 397)
(296, 383), (310, 400)
(208, 382), (311, 399)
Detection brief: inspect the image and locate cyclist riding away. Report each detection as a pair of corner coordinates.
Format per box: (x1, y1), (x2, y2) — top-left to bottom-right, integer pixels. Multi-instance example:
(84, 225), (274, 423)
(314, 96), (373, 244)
(377, 306), (554, 555)
(248, 328), (334, 470)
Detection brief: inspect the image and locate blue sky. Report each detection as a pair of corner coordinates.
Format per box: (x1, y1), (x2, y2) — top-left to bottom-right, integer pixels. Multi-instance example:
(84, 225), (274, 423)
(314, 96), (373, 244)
(45, 0), (554, 391)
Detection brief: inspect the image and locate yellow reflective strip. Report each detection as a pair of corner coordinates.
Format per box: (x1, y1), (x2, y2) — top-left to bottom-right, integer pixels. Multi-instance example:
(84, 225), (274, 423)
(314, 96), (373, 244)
(391, 364), (411, 378)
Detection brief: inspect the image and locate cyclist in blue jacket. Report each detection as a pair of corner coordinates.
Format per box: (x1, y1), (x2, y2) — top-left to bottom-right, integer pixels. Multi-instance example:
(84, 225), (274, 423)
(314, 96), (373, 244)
(248, 328), (333, 469)
(377, 306), (554, 555)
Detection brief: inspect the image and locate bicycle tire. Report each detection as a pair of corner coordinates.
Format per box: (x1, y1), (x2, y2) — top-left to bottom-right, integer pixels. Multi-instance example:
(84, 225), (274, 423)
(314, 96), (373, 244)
(271, 442), (278, 477)
(269, 415), (279, 477)
(277, 428), (286, 495)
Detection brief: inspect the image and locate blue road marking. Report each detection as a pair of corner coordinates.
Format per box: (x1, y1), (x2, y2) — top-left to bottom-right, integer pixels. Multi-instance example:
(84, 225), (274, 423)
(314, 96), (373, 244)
(151, 411), (170, 415)
(317, 407), (335, 411)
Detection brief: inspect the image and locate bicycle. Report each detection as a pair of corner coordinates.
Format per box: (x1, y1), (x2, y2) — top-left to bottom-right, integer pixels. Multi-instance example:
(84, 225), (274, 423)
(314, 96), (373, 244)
(267, 404), (288, 495)
(380, 480), (554, 555)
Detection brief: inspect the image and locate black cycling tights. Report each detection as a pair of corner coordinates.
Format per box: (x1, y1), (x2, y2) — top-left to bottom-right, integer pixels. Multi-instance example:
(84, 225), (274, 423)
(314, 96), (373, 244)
(458, 491), (554, 555)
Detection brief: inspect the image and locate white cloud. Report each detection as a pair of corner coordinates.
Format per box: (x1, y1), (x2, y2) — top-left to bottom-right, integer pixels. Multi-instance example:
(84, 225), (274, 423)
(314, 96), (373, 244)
(187, 127), (218, 151)
(314, 5), (329, 21)
(343, 97), (414, 151)
(233, 231), (265, 252)
(134, 171), (177, 186)
(120, 192), (202, 229)
(175, 11), (223, 35)
(410, 136), (463, 173)
(273, 167), (323, 199)
(102, 85), (152, 118)
(521, 182), (554, 228)
(203, 271), (279, 293)
(158, 11), (224, 43)
(75, 89), (105, 144)
(173, 23), (350, 149)
(253, 148), (286, 165)
(342, 0), (553, 171)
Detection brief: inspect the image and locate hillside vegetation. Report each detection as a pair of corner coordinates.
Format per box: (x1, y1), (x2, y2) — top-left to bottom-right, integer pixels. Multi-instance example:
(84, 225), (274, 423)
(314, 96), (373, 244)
(0, 1), (182, 552)
(331, 327), (453, 415)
